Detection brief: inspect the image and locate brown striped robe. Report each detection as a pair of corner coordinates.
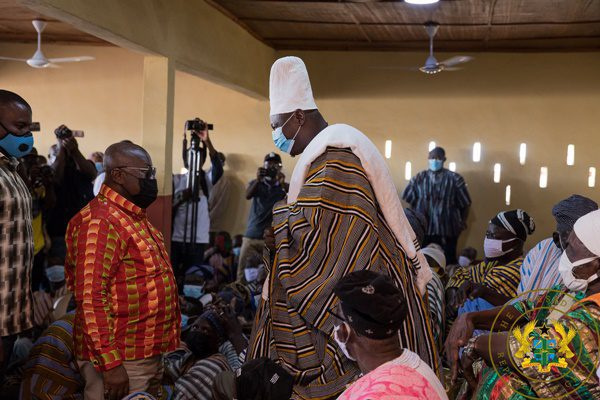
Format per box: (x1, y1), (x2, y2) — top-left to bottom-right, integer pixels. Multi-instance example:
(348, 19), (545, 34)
(248, 148), (440, 399)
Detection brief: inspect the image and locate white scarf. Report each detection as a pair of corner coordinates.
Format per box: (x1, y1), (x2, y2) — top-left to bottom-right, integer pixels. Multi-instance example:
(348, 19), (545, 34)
(287, 124), (432, 294)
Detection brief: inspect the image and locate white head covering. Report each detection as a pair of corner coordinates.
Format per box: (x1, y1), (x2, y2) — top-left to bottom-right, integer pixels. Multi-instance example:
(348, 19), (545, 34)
(269, 56), (318, 116)
(573, 209), (600, 257)
(421, 245), (447, 270)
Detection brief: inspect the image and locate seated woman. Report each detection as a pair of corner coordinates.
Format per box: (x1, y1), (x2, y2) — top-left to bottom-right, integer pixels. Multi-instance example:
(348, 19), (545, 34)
(459, 210), (600, 399)
(446, 209), (535, 325)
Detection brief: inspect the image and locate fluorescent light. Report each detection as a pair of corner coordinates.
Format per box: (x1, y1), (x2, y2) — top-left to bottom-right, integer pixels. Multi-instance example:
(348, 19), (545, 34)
(428, 141), (436, 152)
(519, 143), (527, 165)
(449, 162), (456, 172)
(180, 167), (188, 174)
(472, 142), (481, 162)
(405, 0), (440, 4)
(385, 140), (392, 159)
(567, 144), (575, 166)
(589, 167), (597, 188)
(539, 167), (548, 188)
(405, 161), (412, 181)
(505, 185), (511, 206)
(493, 163), (501, 183)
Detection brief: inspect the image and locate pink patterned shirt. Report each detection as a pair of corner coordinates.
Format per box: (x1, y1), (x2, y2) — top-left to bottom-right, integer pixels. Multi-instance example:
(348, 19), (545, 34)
(338, 350), (448, 400)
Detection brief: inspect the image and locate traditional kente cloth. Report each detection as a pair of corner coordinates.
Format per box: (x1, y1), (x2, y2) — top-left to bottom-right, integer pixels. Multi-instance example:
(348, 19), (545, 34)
(20, 314), (82, 400)
(427, 271), (445, 352)
(446, 257), (523, 331)
(447, 257), (523, 299)
(248, 148), (438, 399)
(475, 286), (600, 399)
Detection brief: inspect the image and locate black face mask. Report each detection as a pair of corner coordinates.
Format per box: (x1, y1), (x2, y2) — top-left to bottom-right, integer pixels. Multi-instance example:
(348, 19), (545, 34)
(131, 177), (158, 209)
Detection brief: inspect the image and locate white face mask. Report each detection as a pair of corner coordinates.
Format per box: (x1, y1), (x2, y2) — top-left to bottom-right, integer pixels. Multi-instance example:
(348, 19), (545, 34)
(458, 256), (471, 268)
(483, 237), (517, 259)
(558, 252), (599, 292)
(244, 268), (259, 282)
(333, 323), (356, 361)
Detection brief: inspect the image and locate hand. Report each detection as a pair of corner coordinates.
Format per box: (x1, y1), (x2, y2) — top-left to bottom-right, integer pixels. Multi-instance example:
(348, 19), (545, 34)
(219, 303), (243, 339)
(444, 313), (475, 385)
(61, 137), (78, 153)
(199, 129), (209, 142)
(257, 167), (267, 182)
(455, 281), (487, 307)
(460, 344), (479, 394)
(102, 364), (129, 400)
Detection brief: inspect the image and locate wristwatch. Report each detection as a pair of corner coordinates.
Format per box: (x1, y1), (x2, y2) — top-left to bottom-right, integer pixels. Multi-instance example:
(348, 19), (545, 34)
(463, 336), (481, 360)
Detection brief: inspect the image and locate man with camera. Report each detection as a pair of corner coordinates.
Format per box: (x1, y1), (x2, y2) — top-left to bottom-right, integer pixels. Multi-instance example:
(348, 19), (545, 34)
(237, 152), (288, 282)
(46, 125), (97, 260)
(171, 120), (224, 284)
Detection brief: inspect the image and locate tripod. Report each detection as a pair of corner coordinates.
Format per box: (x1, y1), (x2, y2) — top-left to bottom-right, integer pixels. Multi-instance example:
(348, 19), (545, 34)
(181, 130), (208, 256)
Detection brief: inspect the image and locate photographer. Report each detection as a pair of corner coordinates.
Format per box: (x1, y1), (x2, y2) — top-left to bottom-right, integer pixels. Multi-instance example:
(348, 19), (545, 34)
(172, 121), (224, 283)
(46, 125), (96, 260)
(236, 152), (287, 282)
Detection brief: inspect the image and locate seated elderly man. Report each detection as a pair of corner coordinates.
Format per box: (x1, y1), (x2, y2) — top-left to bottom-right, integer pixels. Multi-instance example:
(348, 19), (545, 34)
(331, 270), (447, 400)
(457, 210), (600, 399)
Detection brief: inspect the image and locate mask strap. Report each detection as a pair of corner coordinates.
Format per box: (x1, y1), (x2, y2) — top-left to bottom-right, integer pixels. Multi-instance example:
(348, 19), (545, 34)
(587, 273), (600, 284)
(571, 256), (599, 267)
(281, 113), (295, 129)
(291, 124), (302, 141)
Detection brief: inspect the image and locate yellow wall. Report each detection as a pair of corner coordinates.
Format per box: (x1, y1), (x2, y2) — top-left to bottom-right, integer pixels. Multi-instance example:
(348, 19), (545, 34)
(2, 42), (599, 254)
(22, 0), (274, 97)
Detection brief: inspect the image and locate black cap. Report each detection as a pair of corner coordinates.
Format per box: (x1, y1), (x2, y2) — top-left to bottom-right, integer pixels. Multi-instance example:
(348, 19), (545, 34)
(265, 152), (282, 163)
(236, 358), (294, 400)
(334, 270), (407, 339)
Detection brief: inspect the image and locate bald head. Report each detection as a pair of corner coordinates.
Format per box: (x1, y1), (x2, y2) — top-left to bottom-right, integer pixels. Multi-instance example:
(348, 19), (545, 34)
(104, 141), (151, 172)
(102, 141), (156, 207)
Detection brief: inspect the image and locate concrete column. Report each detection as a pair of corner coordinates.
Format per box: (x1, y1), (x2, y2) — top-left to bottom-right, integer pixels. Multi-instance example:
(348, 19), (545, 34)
(141, 55), (174, 244)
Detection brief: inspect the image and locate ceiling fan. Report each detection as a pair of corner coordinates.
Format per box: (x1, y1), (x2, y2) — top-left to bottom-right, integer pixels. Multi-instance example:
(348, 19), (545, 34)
(418, 21), (472, 74)
(0, 20), (94, 68)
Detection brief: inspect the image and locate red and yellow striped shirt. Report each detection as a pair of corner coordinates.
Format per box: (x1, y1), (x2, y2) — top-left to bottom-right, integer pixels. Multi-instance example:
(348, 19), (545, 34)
(66, 184), (180, 371)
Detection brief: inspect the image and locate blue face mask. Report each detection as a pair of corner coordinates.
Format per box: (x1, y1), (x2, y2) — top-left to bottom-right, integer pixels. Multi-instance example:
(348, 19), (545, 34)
(232, 247), (241, 257)
(45, 265), (65, 283)
(272, 113), (301, 154)
(95, 162), (104, 173)
(0, 123), (34, 158)
(428, 159), (444, 172)
(181, 314), (190, 328)
(183, 284), (204, 299)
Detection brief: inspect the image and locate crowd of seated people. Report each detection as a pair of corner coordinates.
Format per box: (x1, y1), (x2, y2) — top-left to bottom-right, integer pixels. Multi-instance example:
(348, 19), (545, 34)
(3, 56), (600, 400)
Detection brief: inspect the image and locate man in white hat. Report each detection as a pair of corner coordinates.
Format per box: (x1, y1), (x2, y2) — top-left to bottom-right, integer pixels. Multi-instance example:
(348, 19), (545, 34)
(248, 56), (439, 399)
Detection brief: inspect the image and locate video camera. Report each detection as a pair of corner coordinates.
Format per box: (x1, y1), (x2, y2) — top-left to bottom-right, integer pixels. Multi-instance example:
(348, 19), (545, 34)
(185, 119), (213, 132)
(55, 125), (84, 139)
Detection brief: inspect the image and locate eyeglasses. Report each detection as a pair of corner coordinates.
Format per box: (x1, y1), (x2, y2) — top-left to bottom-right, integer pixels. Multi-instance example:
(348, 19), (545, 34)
(115, 166), (156, 179)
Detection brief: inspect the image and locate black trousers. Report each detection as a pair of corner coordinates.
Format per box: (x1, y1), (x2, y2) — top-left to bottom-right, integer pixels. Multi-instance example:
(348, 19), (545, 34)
(423, 235), (459, 265)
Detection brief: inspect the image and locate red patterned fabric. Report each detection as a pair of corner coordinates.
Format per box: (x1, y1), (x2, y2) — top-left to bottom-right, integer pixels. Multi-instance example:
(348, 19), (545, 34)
(66, 184), (180, 371)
